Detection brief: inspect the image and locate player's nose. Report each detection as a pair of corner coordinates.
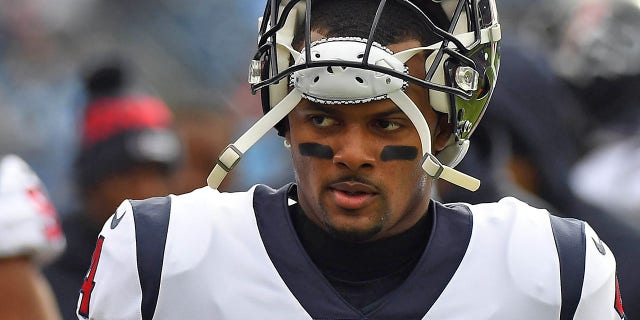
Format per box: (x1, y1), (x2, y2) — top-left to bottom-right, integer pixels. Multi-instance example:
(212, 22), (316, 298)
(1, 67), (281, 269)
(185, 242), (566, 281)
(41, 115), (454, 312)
(332, 125), (376, 171)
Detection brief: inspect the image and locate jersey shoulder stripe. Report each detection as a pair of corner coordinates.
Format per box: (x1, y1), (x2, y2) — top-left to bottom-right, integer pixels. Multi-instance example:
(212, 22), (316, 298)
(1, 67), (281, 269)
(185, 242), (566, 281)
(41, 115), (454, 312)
(131, 196), (172, 320)
(549, 215), (586, 320)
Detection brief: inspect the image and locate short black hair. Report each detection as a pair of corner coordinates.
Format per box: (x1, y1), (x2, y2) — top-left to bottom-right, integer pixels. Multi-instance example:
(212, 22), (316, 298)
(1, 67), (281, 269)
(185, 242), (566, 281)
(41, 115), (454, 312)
(293, 0), (450, 48)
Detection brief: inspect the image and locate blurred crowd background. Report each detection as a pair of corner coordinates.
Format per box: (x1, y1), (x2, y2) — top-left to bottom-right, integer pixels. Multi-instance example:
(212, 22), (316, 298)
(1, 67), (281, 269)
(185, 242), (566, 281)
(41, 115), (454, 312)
(0, 0), (294, 214)
(0, 0), (638, 317)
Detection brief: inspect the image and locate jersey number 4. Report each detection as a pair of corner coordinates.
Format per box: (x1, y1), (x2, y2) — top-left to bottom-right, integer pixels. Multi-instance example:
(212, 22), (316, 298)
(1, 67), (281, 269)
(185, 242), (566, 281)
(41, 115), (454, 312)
(78, 235), (105, 318)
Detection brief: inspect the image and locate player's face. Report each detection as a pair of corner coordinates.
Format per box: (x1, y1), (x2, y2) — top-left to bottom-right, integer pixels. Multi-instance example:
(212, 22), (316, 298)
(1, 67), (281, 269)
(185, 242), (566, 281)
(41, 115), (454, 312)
(287, 39), (452, 242)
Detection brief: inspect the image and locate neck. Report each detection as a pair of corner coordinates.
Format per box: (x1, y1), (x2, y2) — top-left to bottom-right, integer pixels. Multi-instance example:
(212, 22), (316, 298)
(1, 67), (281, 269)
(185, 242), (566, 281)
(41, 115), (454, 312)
(291, 203), (433, 280)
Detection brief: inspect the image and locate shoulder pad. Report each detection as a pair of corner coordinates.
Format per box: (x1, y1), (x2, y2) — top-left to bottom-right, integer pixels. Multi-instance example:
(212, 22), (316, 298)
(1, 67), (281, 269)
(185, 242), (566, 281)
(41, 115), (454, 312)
(0, 155), (65, 264)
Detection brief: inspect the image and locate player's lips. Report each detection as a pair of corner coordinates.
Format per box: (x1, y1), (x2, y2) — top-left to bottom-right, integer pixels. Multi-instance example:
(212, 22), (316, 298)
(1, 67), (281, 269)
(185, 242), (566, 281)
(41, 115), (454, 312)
(329, 181), (378, 210)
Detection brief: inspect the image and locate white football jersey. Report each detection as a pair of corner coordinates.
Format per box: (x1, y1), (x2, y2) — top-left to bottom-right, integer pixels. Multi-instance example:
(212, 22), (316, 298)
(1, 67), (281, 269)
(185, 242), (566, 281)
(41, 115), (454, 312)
(77, 184), (625, 319)
(0, 154), (65, 264)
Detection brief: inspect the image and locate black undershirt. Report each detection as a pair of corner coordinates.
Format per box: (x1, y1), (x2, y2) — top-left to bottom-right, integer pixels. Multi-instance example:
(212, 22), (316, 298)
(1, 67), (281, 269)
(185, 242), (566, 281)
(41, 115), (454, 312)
(289, 193), (433, 313)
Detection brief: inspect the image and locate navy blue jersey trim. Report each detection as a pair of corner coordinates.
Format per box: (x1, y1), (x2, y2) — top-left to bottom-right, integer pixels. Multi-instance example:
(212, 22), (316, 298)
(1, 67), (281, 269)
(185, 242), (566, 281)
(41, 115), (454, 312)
(253, 184), (472, 319)
(549, 215), (586, 320)
(373, 201), (472, 319)
(131, 196), (171, 320)
(254, 184), (359, 319)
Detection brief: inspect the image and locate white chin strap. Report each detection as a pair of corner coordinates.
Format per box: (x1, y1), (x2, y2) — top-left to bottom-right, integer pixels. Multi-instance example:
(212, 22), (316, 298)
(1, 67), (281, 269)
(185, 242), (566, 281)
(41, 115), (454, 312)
(207, 38), (480, 191)
(207, 90), (302, 189)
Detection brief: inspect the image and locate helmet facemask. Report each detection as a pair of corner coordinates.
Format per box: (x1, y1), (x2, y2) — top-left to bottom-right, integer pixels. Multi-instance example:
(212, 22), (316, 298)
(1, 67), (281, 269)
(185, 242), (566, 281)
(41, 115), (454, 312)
(208, 0), (501, 191)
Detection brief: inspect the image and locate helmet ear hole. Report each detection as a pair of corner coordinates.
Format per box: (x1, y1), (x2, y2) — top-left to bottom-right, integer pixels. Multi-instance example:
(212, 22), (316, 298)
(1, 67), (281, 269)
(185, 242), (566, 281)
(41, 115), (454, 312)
(476, 74), (491, 99)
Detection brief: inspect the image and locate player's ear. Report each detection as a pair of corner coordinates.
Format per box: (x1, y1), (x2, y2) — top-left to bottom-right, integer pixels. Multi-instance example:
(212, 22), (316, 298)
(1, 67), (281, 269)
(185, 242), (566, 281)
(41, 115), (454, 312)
(433, 114), (453, 152)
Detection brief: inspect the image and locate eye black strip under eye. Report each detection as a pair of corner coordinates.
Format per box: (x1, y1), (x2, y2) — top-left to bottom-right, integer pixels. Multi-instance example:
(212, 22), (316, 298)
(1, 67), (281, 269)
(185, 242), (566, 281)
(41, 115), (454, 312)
(380, 145), (418, 161)
(299, 143), (334, 159)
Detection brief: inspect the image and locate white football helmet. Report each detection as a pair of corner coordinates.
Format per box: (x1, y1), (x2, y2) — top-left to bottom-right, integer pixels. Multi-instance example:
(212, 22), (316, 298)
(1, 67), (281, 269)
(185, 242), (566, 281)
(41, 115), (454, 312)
(208, 0), (501, 191)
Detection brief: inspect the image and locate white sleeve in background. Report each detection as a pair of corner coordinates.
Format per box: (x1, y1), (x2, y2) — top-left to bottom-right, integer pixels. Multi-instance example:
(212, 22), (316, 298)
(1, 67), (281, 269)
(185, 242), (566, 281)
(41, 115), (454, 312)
(0, 154), (65, 265)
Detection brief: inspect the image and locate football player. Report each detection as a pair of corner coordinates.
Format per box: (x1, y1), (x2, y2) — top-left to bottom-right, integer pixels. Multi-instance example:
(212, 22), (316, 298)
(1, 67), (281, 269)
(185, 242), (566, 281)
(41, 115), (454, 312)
(0, 154), (65, 320)
(77, 0), (626, 319)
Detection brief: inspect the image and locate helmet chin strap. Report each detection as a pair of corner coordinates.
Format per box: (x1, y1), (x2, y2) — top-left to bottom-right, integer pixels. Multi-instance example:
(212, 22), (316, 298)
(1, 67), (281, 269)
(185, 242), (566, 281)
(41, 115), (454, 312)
(207, 90), (302, 189)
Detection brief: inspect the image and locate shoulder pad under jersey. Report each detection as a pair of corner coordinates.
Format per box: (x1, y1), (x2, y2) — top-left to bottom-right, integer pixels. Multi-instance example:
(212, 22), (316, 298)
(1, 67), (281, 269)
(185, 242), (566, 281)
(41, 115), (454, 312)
(0, 154), (65, 264)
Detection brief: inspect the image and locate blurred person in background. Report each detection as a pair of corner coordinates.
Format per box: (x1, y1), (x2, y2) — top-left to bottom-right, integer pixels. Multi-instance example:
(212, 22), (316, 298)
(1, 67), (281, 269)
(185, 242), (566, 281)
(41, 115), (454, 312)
(0, 0), (87, 214)
(43, 56), (183, 320)
(0, 154), (66, 320)
(172, 106), (237, 194)
(550, 0), (640, 229)
(0, 0), (262, 213)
